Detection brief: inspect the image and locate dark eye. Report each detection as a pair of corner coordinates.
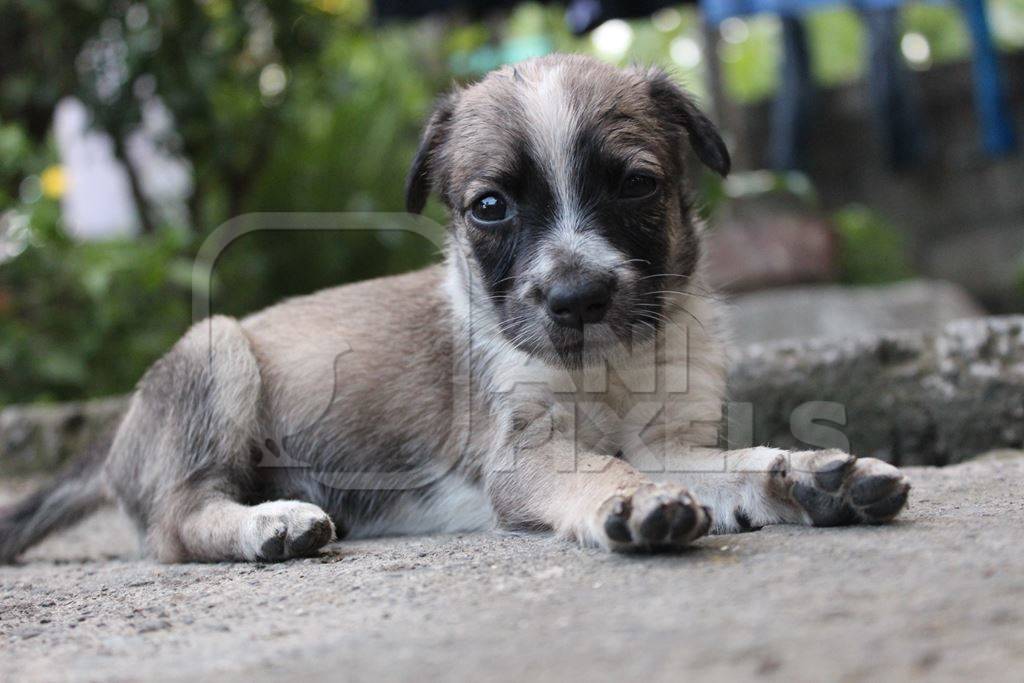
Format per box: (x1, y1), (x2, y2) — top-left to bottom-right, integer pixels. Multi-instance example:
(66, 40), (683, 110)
(469, 193), (511, 225)
(620, 174), (658, 200)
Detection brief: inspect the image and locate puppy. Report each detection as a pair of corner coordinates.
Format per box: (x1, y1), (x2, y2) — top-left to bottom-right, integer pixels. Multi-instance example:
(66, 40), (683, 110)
(0, 54), (910, 563)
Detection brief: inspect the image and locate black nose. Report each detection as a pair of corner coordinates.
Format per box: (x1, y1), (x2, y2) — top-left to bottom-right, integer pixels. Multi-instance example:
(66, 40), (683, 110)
(545, 279), (613, 328)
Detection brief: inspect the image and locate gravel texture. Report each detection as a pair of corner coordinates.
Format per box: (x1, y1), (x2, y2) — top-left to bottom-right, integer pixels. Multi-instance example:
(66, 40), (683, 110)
(2, 452), (1023, 682)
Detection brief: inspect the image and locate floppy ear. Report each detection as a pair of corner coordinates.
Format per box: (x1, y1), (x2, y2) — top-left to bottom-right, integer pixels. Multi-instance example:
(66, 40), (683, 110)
(405, 91), (459, 214)
(641, 68), (731, 177)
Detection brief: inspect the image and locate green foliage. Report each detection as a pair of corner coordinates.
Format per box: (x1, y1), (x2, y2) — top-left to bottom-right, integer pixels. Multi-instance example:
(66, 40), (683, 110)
(0, 0), (447, 403)
(992, 0), (1024, 48)
(2, 0), (1021, 404)
(0, 216), (194, 404)
(903, 4), (971, 63)
(806, 8), (865, 86)
(832, 204), (914, 285)
(720, 17), (782, 103)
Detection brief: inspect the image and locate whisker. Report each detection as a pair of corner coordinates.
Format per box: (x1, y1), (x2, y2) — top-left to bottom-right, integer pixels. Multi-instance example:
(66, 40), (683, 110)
(633, 304), (706, 333)
(636, 278), (725, 301)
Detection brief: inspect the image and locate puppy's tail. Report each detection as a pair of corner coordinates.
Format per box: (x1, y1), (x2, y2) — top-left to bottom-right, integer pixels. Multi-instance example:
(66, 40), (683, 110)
(0, 427), (114, 563)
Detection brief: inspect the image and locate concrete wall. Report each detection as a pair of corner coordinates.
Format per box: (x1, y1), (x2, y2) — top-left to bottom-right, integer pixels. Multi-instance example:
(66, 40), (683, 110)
(719, 51), (1024, 310)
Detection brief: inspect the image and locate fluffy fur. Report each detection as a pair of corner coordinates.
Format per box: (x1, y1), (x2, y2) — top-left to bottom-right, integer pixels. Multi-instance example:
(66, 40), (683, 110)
(0, 55), (909, 563)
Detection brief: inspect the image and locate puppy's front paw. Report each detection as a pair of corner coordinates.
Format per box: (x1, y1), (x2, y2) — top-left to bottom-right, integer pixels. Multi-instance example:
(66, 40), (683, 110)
(598, 484), (711, 552)
(783, 451), (911, 526)
(240, 501), (336, 562)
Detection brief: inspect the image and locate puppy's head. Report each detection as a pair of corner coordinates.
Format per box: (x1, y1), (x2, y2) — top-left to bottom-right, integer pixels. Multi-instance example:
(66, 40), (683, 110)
(407, 54), (729, 366)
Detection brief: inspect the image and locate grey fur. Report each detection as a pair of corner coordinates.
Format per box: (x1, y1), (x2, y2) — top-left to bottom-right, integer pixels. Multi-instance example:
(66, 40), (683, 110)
(0, 424), (113, 562)
(0, 55), (910, 563)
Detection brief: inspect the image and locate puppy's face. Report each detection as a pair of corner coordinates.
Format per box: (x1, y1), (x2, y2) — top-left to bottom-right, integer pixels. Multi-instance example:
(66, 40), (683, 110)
(407, 55), (729, 366)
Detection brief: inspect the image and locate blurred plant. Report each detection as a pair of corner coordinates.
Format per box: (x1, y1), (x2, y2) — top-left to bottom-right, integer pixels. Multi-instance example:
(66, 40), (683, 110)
(992, 0), (1024, 49)
(718, 16), (782, 103)
(700, 174), (914, 286)
(0, 0), (449, 233)
(1, 0), (1017, 403)
(695, 169), (817, 223)
(0, 0), (447, 401)
(0, 212), (194, 404)
(832, 204), (914, 284)
(722, 169), (817, 204)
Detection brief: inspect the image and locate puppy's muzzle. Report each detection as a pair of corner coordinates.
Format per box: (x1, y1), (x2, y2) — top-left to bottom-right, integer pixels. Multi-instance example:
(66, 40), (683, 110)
(544, 276), (615, 329)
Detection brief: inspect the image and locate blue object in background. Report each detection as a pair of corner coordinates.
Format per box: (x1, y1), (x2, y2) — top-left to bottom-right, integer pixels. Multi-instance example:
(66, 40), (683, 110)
(958, 0), (1018, 154)
(703, 0), (901, 23)
(861, 5), (927, 168)
(770, 16), (815, 170)
(701, 0), (1018, 162)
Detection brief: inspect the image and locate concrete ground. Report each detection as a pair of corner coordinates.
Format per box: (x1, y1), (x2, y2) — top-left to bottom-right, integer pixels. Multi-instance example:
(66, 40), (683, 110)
(2, 453), (1023, 683)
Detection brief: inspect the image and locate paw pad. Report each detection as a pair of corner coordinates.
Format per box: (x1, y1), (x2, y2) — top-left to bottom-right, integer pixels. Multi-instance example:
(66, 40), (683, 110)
(599, 484), (710, 552)
(791, 455), (910, 527)
(245, 501), (336, 562)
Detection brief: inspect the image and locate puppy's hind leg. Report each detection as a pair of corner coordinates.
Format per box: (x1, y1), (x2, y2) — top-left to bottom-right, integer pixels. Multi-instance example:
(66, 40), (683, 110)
(177, 499), (336, 562)
(107, 316), (334, 562)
